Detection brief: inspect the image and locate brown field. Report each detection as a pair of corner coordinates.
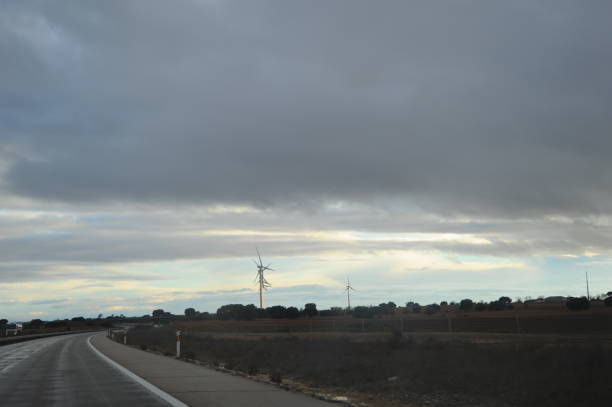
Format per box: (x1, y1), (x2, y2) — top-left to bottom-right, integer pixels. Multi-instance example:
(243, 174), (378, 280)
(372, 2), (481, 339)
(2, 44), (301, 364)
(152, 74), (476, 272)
(125, 323), (611, 407)
(122, 305), (612, 407)
(175, 302), (612, 336)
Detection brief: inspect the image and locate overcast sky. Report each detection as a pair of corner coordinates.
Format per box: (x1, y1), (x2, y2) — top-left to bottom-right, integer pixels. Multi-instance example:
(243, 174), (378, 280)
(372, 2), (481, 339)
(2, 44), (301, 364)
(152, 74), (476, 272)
(2, 1), (612, 321)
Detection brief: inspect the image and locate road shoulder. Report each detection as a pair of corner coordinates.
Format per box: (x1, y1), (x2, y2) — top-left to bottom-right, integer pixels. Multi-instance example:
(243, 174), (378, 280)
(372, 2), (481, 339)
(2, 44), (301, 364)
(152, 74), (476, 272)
(89, 333), (332, 407)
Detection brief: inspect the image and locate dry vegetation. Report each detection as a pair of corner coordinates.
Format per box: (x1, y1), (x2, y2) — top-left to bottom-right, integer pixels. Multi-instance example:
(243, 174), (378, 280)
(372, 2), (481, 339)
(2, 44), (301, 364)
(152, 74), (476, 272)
(123, 305), (612, 407)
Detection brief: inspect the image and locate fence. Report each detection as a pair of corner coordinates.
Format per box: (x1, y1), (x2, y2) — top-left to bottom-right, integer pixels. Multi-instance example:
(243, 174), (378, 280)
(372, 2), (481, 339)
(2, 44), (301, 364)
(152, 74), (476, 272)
(176, 313), (612, 335)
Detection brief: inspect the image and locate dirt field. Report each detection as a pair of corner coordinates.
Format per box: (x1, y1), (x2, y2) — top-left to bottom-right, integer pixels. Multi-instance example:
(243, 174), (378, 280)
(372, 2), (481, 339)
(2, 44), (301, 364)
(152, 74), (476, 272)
(175, 303), (612, 336)
(124, 317), (612, 407)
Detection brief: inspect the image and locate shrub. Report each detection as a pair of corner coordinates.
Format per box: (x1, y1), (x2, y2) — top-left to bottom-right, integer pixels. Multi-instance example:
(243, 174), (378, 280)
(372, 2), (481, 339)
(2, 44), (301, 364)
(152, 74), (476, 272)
(604, 296), (612, 307)
(269, 370), (283, 383)
(183, 350), (196, 360)
(247, 363), (259, 375)
(139, 344), (148, 351)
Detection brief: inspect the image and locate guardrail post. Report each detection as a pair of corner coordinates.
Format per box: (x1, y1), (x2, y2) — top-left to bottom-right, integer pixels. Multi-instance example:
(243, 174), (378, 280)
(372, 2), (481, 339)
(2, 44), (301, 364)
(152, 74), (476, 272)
(176, 330), (181, 358)
(123, 331), (127, 345)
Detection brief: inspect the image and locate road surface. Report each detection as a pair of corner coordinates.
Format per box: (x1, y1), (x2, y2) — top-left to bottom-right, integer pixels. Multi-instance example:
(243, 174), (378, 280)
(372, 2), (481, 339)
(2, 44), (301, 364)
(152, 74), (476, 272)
(0, 332), (171, 406)
(1, 332), (334, 407)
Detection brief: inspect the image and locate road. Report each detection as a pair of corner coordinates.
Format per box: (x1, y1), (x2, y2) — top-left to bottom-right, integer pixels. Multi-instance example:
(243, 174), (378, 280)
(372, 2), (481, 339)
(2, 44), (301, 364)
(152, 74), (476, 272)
(0, 332), (170, 406)
(1, 332), (334, 407)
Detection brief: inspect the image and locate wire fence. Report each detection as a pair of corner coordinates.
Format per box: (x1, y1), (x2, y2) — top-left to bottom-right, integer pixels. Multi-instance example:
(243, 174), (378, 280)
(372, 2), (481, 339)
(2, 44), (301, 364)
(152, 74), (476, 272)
(175, 313), (612, 335)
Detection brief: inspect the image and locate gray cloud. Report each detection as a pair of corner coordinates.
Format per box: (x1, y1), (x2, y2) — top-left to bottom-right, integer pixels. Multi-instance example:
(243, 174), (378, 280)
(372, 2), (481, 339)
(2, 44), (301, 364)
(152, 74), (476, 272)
(1, 1), (612, 216)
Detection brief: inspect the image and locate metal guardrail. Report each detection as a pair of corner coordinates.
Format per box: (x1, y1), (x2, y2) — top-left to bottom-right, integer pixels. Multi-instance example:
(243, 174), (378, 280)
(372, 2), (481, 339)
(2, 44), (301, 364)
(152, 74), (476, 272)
(0, 329), (102, 346)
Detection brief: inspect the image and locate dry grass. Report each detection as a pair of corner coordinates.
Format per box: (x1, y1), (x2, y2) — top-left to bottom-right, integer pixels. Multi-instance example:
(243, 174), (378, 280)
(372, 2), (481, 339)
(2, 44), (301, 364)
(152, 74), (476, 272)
(127, 324), (612, 407)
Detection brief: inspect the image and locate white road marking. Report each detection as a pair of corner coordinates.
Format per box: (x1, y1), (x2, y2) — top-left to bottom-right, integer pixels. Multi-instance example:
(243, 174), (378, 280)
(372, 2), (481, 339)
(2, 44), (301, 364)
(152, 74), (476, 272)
(87, 335), (190, 407)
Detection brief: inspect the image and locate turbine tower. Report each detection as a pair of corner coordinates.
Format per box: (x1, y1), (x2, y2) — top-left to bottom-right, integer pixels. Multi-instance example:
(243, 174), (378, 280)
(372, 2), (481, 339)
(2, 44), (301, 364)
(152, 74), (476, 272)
(585, 271), (590, 300)
(344, 277), (355, 310)
(253, 248), (272, 308)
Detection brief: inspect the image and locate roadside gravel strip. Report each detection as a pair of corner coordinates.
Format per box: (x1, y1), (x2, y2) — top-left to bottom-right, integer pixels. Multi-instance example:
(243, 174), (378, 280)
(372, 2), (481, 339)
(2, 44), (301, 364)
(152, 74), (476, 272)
(89, 333), (334, 407)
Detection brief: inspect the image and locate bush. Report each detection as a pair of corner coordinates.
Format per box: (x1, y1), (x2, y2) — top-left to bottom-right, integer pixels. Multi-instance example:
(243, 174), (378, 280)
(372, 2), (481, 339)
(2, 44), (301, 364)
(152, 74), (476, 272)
(140, 344), (148, 351)
(604, 296), (612, 307)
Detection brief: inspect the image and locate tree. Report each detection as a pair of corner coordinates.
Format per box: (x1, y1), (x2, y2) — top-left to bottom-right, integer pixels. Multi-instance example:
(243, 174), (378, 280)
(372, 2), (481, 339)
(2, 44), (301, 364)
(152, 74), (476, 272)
(498, 296), (512, 306)
(0, 319), (7, 325)
(184, 308), (196, 318)
(459, 299), (474, 312)
(29, 319), (44, 328)
(566, 297), (590, 311)
(605, 296), (612, 307)
(440, 301), (448, 307)
(304, 303), (318, 317)
(425, 303), (441, 314)
(412, 303), (422, 313)
(152, 309), (165, 317)
(286, 306), (300, 319)
(474, 302), (487, 312)
(267, 305), (288, 319)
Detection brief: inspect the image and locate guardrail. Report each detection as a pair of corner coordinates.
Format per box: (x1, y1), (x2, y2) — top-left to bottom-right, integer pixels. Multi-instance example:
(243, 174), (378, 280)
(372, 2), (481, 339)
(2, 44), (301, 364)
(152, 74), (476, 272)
(0, 330), (102, 346)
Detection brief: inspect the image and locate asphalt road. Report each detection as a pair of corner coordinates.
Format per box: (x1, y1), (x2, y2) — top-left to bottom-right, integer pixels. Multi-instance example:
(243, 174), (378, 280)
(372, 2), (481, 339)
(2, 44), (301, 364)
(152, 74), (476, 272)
(0, 332), (171, 406)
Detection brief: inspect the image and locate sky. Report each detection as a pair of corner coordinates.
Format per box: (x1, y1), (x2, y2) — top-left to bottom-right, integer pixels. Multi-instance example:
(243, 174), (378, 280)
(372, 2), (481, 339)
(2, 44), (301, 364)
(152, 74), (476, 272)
(1, 0), (612, 321)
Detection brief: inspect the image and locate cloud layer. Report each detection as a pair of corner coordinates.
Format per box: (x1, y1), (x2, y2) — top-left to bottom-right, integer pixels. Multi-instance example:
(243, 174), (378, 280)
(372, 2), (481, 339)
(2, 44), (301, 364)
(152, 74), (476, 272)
(2, 1), (612, 320)
(2, 1), (612, 216)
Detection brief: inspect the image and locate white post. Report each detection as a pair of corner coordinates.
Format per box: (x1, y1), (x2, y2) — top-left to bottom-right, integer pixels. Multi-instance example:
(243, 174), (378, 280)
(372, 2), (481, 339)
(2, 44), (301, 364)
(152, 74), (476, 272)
(123, 331), (127, 345)
(176, 330), (181, 358)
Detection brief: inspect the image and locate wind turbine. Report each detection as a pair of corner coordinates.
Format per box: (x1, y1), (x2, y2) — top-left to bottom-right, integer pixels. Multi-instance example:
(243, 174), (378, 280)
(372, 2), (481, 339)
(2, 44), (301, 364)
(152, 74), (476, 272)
(585, 271), (590, 300)
(344, 277), (355, 310)
(253, 248), (273, 308)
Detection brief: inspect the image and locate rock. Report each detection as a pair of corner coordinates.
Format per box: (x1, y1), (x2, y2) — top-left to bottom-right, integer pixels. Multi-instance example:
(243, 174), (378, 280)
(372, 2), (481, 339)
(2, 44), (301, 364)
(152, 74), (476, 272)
(332, 396), (349, 402)
(387, 376), (399, 382)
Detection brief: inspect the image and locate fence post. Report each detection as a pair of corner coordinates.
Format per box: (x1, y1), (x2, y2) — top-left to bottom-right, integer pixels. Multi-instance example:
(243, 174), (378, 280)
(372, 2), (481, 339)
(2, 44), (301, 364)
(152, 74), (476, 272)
(176, 330), (181, 358)
(515, 315), (521, 333)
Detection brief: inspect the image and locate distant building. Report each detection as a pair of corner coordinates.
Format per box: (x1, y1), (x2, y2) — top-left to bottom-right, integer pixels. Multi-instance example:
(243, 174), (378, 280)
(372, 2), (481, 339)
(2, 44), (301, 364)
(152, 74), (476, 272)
(4, 323), (23, 336)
